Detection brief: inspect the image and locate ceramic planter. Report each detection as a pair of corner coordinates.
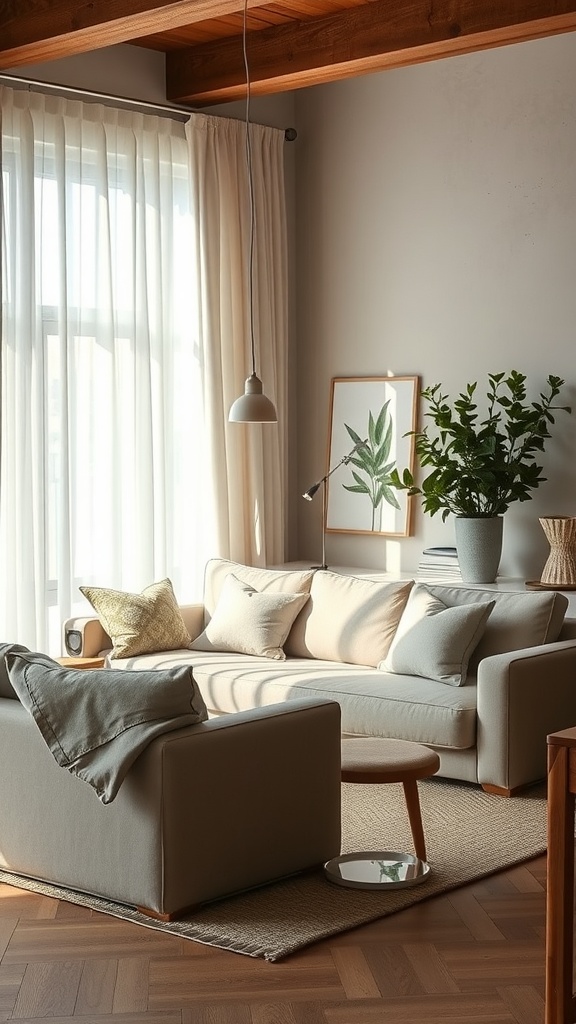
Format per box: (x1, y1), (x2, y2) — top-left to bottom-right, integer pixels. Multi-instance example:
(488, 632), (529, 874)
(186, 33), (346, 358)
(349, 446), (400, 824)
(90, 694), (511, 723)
(454, 516), (503, 584)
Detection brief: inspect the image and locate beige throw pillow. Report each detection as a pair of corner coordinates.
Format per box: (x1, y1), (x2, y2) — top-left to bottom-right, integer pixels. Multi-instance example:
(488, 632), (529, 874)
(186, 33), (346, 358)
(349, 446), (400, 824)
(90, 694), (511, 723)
(80, 578), (191, 659)
(190, 573), (310, 660)
(380, 583), (495, 686)
(284, 571), (414, 667)
(201, 558), (315, 621)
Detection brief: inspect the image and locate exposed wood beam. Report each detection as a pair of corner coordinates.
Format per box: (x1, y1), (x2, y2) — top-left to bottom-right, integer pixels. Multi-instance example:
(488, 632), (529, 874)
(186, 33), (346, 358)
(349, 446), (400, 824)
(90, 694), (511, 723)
(0, 0), (260, 68)
(167, 0), (576, 103)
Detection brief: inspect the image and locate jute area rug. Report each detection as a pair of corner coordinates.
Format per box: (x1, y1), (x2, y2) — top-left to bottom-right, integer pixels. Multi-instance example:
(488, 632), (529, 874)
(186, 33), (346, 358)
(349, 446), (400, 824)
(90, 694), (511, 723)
(0, 777), (547, 962)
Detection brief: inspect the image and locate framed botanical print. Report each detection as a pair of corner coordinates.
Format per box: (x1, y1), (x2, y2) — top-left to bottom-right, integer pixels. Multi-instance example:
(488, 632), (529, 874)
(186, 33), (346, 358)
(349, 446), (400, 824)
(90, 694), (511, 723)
(325, 375), (419, 538)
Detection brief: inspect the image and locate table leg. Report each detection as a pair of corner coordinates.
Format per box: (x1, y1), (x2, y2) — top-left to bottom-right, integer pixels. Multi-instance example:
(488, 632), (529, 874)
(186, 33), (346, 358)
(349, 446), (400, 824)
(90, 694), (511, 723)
(546, 743), (576, 1024)
(403, 779), (427, 862)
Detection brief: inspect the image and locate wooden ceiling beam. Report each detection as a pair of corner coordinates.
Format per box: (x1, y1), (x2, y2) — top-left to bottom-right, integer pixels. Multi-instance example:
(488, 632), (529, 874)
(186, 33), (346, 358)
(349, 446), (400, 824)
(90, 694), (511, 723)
(166, 0), (576, 103)
(0, 0), (259, 68)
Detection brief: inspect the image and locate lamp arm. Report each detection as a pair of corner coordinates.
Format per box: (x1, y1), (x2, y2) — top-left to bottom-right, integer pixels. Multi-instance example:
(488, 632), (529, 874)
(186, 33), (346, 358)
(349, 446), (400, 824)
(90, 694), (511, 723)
(302, 438), (368, 498)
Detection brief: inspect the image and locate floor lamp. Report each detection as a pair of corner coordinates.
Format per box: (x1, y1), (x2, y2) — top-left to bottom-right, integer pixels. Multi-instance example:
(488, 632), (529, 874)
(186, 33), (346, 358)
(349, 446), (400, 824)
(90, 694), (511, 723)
(302, 439), (368, 570)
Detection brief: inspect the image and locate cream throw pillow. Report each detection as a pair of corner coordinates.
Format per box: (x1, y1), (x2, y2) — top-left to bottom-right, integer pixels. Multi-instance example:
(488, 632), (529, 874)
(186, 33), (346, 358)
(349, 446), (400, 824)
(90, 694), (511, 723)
(284, 571), (414, 667)
(80, 578), (191, 660)
(380, 583), (495, 686)
(201, 558), (315, 621)
(190, 574), (310, 660)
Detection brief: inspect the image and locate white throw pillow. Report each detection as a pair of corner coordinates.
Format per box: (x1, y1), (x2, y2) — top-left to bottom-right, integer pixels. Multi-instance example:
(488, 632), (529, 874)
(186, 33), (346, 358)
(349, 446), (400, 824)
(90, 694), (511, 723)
(190, 574), (310, 660)
(284, 571), (414, 667)
(380, 583), (495, 686)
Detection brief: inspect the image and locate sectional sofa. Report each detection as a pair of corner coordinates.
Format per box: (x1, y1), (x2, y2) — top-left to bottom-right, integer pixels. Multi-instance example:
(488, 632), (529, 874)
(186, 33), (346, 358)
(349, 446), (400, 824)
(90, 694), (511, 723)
(65, 558), (576, 796)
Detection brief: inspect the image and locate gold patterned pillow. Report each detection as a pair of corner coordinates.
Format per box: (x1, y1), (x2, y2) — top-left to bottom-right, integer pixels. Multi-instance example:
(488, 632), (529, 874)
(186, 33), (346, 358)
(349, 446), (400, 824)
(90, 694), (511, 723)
(80, 579), (191, 659)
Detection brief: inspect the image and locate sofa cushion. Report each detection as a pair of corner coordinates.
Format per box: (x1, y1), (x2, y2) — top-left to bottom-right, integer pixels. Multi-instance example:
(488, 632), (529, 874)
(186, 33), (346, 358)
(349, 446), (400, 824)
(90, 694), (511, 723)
(202, 559), (315, 622)
(380, 584), (494, 686)
(284, 572), (414, 667)
(107, 648), (477, 750)
(190, 574), (309, 660)
(420, 584), (568, 672)
(80, 578), (191, 660)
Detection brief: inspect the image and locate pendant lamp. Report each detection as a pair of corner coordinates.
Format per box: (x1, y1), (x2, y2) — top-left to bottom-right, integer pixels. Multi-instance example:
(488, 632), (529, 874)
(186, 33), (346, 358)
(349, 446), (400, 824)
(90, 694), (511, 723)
(228, 0), (277, 424)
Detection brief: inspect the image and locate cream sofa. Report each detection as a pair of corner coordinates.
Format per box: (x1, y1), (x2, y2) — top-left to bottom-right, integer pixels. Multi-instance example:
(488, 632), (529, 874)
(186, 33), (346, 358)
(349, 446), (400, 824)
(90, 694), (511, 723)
(64, 559), (576, 796)
(0, 641), (342, 918)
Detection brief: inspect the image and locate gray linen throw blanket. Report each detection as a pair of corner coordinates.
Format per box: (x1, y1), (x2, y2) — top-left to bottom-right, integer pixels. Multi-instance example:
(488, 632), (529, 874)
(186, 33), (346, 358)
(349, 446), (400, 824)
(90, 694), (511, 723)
(6, 649), (207, 803)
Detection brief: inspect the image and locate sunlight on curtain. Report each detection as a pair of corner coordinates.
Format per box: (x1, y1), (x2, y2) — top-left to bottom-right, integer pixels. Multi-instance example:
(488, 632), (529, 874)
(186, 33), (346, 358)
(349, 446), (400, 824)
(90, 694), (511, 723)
(186, 112), (288, 568)
(0, 87), (215, 653)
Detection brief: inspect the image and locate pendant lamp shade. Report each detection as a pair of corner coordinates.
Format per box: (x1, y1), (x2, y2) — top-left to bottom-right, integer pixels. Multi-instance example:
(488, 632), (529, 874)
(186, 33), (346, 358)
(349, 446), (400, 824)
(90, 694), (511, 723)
(229, 373), (277, 423)
(228, 0), (277, 425)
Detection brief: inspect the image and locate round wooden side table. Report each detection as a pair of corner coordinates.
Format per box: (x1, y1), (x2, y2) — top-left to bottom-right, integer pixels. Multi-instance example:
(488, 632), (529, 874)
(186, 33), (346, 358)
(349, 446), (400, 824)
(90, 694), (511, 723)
(56, 656), (106, 670)
(324, 736), (440, 890)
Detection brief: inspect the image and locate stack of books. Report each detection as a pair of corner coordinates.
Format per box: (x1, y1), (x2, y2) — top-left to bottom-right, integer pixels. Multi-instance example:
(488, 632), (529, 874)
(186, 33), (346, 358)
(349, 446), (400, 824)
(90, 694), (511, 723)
(417, 546), (462, 582)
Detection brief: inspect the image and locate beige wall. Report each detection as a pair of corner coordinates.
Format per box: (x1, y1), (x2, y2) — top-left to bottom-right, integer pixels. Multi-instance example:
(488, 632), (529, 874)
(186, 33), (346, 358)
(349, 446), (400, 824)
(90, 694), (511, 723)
(293, 32), (576, 580)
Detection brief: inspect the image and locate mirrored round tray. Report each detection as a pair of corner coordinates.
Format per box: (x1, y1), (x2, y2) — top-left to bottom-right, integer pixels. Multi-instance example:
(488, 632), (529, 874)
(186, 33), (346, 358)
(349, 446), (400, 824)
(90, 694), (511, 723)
(324, 850), (431, 890)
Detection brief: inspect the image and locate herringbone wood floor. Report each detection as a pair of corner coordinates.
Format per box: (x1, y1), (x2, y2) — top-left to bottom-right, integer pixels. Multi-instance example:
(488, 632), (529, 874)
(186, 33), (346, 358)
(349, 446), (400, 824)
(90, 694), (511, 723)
(0, 852), (556, 1023)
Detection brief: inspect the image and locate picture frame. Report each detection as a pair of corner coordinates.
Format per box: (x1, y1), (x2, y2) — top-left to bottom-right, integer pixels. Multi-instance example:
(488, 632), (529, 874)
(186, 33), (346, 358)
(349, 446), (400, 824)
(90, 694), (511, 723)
(325, 375), (420, 538)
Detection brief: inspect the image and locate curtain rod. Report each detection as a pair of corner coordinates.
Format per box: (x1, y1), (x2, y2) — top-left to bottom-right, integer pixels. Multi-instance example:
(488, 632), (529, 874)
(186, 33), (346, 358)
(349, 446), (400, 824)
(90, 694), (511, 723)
(0, 72), (297, 141)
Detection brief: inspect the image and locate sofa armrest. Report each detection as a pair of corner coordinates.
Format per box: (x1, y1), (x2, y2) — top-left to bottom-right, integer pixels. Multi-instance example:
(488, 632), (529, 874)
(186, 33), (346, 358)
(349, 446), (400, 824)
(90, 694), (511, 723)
(476, 639), (576, 791)
(178, 603), (204, 640)
(62, 603), (205, 657)
(62, 615), (111, 657)
(146, 696), (342, 913)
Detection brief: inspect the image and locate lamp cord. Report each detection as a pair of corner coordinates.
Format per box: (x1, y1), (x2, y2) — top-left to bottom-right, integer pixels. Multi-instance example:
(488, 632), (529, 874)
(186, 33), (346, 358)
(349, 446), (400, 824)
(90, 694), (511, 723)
(242, 0), (257, 379)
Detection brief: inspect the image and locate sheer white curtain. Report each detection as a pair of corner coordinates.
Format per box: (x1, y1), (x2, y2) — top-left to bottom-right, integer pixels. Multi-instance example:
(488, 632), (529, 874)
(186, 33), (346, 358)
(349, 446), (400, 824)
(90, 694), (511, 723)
(0, 87), (215, 652)
(186, 112), (288, 567)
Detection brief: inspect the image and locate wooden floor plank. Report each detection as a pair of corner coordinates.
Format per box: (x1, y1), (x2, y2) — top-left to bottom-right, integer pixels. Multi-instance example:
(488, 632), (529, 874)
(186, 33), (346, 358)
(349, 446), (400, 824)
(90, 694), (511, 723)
(448, 891), (507, 940)
(323, 992), (518, 1021)
(75, 958), (118, 1015)
(0, 920), (17, 961)
(11, 960), (83, 1018)
(148, 952), (344, 1007)
(506, 866), (545, 894)
(113, 956), (150, 1014)
(330, 946), (381, 998)
(3, 917), (180, 963)
(402, 942), (460, 994)
(497, 984), (546, 1024)
(182, 1003), (253, 1023)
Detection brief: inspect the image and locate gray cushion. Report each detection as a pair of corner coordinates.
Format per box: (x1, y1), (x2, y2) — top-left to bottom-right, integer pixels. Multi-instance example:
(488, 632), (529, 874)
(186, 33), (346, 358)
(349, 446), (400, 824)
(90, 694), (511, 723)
(420, 584), (568, 672)
(380, 584), (494, 685)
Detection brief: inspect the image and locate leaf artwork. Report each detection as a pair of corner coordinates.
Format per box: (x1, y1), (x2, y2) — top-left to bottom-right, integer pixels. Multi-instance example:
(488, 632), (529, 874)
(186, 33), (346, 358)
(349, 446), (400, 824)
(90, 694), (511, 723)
(342, 402), (401, 531)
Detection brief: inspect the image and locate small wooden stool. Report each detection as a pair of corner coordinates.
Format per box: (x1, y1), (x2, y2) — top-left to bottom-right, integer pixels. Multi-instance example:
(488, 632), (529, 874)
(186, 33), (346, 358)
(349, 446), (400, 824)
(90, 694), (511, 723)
(341, 737), (440, 861)
(324, 737), (440, 890)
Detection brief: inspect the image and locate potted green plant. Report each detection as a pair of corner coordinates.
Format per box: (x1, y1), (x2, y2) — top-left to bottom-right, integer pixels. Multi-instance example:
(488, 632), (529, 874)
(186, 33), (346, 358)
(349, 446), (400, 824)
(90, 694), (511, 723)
(390, 371), (571, 583)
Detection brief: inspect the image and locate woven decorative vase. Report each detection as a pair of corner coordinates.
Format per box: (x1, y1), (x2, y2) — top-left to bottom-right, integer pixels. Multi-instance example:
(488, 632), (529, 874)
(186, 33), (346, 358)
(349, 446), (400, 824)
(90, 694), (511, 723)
(539, 516), (576, 586)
